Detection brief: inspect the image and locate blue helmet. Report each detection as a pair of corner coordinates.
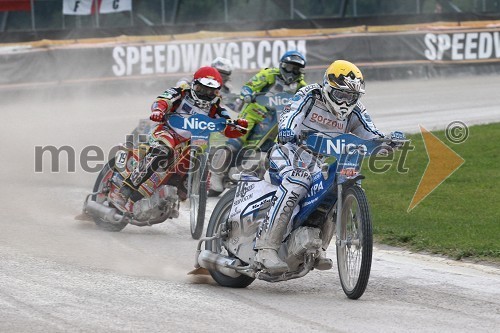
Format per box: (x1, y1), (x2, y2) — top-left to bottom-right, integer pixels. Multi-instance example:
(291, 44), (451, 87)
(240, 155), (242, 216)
(279, 51), (306, 84)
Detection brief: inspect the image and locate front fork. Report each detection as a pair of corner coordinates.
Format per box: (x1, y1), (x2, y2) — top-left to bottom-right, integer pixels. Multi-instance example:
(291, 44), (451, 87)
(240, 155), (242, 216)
(186, 149), (196, 197)
(187, 149), (208, 198)
(335, 184), (343, 246)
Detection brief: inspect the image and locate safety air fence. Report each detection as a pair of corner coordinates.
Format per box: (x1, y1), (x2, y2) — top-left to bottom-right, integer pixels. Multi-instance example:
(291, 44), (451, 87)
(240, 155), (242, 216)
(2, 23), (500, 88)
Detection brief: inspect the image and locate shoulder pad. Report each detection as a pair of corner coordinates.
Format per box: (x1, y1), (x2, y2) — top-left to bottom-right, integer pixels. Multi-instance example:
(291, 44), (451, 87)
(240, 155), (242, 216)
(249, 69), (271, 84)
(258, 67), (279, 77)
(159, 87), (182, 100)
(297, 83), (321, 97)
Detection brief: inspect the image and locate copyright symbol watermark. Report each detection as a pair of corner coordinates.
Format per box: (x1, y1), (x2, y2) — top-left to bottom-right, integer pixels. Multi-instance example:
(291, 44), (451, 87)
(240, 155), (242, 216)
(445, 121), (469, 144)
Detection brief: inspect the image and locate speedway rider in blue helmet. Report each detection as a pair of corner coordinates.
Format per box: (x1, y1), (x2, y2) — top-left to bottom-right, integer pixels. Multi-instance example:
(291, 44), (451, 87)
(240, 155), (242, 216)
(209, 51), (308, 196)
(254, 60), (405, 274)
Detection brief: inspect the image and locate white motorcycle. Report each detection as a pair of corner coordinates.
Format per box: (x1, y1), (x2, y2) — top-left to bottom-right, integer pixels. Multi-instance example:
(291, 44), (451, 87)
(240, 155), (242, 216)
(194, 132), (407, 299)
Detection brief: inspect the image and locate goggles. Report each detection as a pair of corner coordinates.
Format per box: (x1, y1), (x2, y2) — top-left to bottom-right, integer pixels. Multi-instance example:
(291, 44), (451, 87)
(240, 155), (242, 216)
(328, 88), (360, 106)
(281, 62), (305, 75)
(193, 83), (218, 101)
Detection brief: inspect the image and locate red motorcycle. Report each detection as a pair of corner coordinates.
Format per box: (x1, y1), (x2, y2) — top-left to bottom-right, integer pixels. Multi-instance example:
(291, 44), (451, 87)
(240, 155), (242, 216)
(81, 113), (234, 239)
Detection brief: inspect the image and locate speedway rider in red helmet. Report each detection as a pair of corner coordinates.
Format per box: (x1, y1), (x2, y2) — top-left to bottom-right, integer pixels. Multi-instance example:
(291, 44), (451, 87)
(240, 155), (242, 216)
(119, 66), (248, 208)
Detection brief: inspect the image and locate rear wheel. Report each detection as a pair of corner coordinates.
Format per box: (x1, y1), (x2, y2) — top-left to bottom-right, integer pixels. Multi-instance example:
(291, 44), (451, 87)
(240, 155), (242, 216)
(188, 151), (208, 240)
(205, 188), (255, 288)
(336, 186), (372, 299)
(90, 158), (127, 232)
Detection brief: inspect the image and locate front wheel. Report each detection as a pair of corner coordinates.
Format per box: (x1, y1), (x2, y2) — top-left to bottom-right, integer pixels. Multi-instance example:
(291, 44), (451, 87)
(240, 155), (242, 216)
(336, 186), (373, 300)
(187, 151), (208, 240)
(90, 158), (127, 232)
(205, 188), (255, 288)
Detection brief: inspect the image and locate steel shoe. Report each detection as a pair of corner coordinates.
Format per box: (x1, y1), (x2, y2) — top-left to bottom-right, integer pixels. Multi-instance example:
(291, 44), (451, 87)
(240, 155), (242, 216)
(314, 249), (333, 270)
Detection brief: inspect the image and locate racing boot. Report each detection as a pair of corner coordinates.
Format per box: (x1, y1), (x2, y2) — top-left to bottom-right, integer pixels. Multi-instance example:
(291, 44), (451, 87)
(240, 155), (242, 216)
(208, 172), (225, 195)
(314, 249), (333, 270)
(254, 197), (289, 274)
(121, 144), (172, 206)
(254, 168), (312, 274)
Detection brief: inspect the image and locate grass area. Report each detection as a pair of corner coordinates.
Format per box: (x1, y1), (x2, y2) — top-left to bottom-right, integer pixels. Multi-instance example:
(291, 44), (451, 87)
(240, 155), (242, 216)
(362, 123), (500, 262)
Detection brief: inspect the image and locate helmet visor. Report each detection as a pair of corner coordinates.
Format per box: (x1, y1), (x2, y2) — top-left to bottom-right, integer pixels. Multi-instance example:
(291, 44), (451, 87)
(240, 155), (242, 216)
(328, 88), (360, 106)
(193, 83), (218, 101)
(281, 54), (306, 67)
(281, 62), (305, 75)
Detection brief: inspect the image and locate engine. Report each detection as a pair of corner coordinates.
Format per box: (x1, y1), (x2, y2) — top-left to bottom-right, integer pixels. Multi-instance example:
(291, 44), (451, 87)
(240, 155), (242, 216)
(133, 185), (179, 223)
(284, 227), (323, 271)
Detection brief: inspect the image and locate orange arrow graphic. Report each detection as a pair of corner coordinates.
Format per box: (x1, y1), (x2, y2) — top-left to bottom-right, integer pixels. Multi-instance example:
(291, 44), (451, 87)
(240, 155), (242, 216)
(408, 125), (465, 212)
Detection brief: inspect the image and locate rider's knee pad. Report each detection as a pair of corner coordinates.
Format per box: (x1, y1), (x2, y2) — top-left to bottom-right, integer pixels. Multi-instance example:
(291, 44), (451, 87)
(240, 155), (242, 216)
(149, 145), (173, 171)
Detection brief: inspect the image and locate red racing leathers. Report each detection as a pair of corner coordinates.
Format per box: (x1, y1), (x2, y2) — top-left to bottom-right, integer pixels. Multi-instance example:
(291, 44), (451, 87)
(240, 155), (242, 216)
(123, 86), (246, 202)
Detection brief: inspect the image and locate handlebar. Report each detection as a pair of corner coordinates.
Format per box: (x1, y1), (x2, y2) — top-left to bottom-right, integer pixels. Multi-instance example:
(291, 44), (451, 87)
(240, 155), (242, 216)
(300, 130), (409, 145)
(373, 136), (410, 144)
(226, 119), (247, 132)
(301, 131), (410, 158)
(164, 112), (246, 134)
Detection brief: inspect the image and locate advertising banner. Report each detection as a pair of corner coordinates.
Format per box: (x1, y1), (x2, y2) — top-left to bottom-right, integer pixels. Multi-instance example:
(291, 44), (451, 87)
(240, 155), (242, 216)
(2, 28), (500, 86)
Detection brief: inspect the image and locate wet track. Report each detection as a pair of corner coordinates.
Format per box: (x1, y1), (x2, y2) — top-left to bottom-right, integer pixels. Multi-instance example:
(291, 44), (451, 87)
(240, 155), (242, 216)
(1, 76), (500, 332)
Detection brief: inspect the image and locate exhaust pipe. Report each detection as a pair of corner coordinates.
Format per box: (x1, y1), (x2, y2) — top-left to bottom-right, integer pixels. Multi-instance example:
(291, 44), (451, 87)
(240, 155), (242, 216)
(84, 200), (126, 224)
(197, 250), (241, 278)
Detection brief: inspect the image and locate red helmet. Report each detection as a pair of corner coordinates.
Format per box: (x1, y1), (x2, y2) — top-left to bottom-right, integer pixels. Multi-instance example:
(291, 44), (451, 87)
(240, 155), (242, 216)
(191, 66), (223, 108)
(193, 66), (223, 87)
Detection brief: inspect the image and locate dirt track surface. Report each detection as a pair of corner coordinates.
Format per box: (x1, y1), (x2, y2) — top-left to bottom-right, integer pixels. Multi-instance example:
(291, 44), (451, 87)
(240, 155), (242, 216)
(1, 76), (500, 332)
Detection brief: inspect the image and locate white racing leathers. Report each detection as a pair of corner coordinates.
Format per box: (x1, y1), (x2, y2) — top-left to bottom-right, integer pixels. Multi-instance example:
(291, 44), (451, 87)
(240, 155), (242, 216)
(255, 83), (384, 251)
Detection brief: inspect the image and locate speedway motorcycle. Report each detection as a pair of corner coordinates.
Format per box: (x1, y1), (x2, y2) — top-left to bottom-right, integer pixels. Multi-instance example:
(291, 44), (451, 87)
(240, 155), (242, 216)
(194, 132), (407, 299)
(82, 113), (238, 239)
(208, 91), (293, 196)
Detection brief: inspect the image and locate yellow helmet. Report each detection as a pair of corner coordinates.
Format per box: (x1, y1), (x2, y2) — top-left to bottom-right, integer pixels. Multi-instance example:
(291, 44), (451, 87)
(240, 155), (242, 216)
(322, 60), (365, 120)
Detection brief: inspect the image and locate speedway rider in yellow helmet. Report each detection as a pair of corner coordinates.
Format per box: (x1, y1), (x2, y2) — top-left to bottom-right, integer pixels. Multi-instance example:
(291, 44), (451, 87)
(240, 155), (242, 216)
(254, 60), (404, 273)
